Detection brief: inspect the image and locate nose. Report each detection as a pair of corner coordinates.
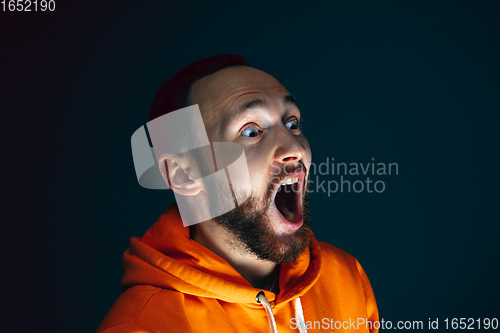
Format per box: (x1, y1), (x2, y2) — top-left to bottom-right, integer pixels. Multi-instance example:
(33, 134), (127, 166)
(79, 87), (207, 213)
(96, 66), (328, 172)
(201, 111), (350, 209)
(273, 129), (306, 164)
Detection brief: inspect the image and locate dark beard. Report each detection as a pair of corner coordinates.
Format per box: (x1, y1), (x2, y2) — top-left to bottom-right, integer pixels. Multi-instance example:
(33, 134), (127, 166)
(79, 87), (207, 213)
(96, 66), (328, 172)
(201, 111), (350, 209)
(212, 168), (312, 264)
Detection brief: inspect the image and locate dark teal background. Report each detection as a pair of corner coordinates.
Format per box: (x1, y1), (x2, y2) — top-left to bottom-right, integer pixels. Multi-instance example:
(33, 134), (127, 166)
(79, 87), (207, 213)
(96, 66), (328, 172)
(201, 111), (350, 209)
(3, 1), (499, 332)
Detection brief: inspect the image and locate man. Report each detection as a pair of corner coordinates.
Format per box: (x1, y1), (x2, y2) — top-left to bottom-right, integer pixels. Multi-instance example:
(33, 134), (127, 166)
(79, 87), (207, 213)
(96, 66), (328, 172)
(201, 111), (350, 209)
(97, 55), (379, 332)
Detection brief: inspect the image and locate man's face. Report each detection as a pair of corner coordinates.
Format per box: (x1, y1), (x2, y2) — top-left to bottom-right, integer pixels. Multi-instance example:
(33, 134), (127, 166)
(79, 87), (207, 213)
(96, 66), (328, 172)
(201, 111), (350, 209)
(189, 66), (313, 263)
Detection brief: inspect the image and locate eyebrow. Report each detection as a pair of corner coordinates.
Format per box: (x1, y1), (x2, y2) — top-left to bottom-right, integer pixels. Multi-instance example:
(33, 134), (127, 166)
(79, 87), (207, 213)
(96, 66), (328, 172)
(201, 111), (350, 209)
(284, 95), (298, 108)
(237, 94), (299, 114)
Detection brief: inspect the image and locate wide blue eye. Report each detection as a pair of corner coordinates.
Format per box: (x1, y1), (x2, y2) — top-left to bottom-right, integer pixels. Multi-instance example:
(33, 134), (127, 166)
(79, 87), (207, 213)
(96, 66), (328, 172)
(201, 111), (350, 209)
(241, 126), (260, 137)
(285, 119), (299, 130)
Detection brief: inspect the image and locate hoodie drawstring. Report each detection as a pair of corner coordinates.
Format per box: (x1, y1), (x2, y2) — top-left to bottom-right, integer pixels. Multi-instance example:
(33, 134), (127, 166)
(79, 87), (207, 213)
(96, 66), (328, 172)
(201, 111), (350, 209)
(293, 297), (308, 333)
(257, 292), (278, 333)
(256, 292), (308, 333)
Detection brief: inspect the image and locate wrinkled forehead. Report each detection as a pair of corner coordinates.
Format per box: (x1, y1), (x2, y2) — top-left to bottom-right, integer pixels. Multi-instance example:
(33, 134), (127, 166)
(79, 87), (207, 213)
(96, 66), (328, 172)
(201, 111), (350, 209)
(188, 66), (289, 132)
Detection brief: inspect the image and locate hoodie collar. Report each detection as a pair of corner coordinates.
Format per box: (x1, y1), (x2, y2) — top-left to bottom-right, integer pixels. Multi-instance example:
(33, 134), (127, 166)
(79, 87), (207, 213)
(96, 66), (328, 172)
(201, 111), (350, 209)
(121, 204), (323, 308)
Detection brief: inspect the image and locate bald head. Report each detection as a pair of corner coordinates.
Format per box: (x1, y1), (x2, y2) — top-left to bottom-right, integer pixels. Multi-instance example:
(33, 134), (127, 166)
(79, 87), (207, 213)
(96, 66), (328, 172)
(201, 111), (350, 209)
(188, 66), (291, 139)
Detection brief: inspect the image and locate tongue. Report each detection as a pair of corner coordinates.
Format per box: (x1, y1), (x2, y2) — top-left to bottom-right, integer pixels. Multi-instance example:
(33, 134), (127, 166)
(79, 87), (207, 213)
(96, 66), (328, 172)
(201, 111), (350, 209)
(275, 185), (296, 222)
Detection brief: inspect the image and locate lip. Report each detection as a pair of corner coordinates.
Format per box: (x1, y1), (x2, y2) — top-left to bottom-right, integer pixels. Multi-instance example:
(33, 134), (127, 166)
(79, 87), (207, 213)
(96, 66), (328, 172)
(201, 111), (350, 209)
(271, 170), (305, 229)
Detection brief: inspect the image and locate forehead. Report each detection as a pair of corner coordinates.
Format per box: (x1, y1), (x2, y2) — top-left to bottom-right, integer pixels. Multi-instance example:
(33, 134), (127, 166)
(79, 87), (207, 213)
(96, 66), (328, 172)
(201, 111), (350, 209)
(189, 66), (291, 126)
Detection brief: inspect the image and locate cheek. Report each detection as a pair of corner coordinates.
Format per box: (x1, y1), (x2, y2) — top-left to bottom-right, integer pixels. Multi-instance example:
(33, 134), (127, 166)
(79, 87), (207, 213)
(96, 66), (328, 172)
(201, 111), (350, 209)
(243, 150), (270, 192)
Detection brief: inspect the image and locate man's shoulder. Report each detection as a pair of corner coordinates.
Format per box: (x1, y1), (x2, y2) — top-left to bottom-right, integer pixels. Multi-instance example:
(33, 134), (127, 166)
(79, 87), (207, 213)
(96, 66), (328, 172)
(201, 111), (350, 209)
(97, 286), (191, 333)
(312, 240), (376, 306)
(316, 240), (364, 276)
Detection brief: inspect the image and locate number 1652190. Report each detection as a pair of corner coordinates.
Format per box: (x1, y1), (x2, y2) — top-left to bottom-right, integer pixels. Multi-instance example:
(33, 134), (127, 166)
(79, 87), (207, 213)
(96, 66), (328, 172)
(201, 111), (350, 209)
(2, 0), (55, 11)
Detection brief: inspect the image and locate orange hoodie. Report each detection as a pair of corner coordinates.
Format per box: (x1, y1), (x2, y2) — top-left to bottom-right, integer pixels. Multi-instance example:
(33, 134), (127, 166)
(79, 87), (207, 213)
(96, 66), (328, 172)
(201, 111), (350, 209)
(97, 204), (379, 333)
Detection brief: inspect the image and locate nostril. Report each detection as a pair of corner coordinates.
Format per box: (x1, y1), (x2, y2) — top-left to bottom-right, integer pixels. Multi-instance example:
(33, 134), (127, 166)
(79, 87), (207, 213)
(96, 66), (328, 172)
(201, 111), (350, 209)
(282, 156), (297, 162)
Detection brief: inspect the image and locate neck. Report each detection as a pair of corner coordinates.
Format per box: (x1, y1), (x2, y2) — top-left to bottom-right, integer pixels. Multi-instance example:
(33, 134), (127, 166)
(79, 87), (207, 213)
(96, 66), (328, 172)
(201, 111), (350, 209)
(190, 220), (279, 291)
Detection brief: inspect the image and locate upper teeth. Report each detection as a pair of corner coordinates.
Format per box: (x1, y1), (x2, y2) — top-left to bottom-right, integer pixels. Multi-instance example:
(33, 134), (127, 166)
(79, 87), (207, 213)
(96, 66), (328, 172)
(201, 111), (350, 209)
(281, 177), (299, 186)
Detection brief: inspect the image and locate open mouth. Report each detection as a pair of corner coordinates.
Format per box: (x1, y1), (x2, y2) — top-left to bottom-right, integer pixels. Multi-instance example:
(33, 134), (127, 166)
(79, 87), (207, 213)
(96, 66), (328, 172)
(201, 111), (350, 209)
(272, 172), (304, 226)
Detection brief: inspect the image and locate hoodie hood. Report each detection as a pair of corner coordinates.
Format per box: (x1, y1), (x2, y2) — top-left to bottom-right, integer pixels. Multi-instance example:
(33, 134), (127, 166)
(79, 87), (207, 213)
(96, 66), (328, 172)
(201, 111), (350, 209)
(121, 204), (323, 309)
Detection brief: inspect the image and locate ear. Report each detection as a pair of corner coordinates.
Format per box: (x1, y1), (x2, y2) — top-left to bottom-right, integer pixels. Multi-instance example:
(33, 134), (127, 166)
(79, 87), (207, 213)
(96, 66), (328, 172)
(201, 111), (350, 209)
(158, 153), (204, 196)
